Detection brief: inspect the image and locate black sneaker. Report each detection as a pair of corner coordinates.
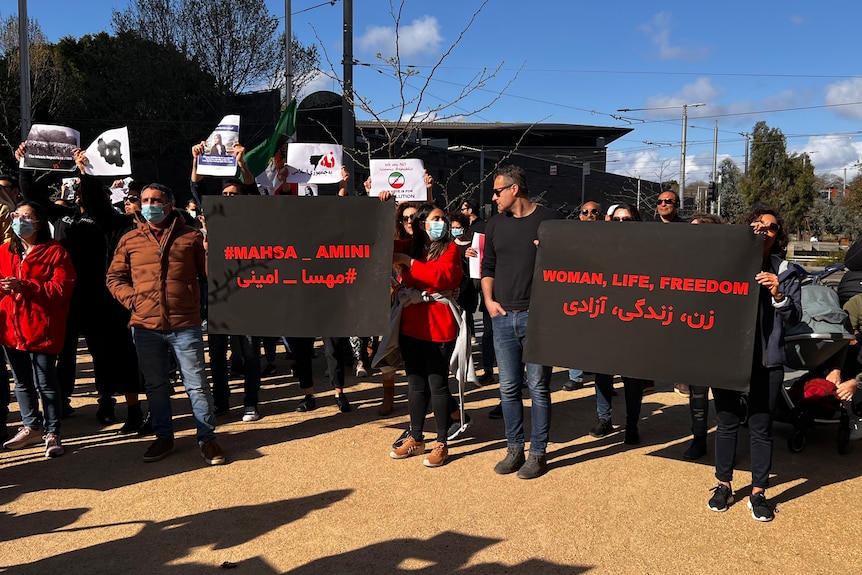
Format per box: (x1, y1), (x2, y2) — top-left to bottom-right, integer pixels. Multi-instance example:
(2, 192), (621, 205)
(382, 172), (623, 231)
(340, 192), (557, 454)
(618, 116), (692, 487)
(562, 378), (584, 391)
(447, 413), (472, 441)
(261, 363), (278, 377)
(488, 403), (503, 419)
(117, 404), (144, 436)
(335, 393), (351, 413)
(214, 404), (230, 417)
(707, 484), (734, 512)
(138, 411), (154, 436)
(96, 397), (117, 425)
(624, 425), (640, 445)
(683, 437), (707, 460)
(392, 427), (411, 449)
(493, 446), (526, 475)
(295, 395), (317, 412)
(747, 492), (775, 522)
(516, 453), (547, 480)
(589, 418), (614, 438)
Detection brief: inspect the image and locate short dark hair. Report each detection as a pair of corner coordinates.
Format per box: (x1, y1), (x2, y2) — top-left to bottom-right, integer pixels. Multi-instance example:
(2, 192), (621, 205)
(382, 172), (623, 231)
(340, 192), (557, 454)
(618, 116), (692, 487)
(0, 174), (19, 189)
(612, 202), (642, 221)
(143, 183), (175, 204)
(222, 178), (245, 194)
(658, 189), (679, 202)
(690, 213), (722, 224)
(449, 212), (470, 228)
(461, 200), (477, 211)
(494, 165), (529, 196)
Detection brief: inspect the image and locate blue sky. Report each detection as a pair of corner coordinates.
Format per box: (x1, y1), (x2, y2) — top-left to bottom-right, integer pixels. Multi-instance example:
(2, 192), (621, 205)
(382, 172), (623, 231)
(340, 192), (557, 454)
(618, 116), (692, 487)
(12, 0), (862, 186)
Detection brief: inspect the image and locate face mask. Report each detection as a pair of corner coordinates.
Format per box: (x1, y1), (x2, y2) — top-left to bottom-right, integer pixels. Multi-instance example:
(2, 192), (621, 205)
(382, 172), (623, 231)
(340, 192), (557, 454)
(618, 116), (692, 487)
(427, 220), (446, 241)
(12, 219), (35, 238)
(187, 210), (197, 219)
(141, 204), (167, 224)
(451, 228), (464, 238)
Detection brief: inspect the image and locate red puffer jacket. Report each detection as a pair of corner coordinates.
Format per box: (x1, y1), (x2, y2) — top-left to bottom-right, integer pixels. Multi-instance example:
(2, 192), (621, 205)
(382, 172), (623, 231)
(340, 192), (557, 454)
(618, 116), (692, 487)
(0, 240), (76, 354)
(400, 241), (463, 342)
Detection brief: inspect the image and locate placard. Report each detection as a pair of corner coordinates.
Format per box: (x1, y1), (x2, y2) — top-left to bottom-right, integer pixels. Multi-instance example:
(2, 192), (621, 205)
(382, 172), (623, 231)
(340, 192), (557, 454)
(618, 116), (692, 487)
(368, 158), (427, 201)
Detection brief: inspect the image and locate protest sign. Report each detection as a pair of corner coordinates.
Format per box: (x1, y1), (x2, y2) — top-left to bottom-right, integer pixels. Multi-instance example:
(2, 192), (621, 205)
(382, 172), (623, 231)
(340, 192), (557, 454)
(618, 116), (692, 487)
(368, 159), (427, 201)
(522, 222), (763, 390)
(83, 127), (132, 176)
(197, 115), (240, 177)
(469, 232), (484, 279)
(20, 124), (80, 171)
(285, 143), (343, 184)
(206, 196), (394, 337)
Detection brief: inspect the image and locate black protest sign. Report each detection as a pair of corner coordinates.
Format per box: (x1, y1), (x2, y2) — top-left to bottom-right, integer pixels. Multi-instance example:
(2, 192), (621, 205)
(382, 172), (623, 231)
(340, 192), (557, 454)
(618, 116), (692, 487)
(522, 222), (763, 390)
(205, 196), (394, 337)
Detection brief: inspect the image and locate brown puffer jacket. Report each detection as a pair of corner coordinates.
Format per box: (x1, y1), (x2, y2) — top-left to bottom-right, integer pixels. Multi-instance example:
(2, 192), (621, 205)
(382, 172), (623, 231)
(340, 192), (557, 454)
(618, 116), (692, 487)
(107, 211), (206, 331)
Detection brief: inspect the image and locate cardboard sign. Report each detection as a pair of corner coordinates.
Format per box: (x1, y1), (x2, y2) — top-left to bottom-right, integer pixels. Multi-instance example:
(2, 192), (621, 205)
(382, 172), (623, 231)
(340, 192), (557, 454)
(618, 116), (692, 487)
(522, 222), (763, 390)
(368, 158), (427, 201)
(205, 196), (394, 337)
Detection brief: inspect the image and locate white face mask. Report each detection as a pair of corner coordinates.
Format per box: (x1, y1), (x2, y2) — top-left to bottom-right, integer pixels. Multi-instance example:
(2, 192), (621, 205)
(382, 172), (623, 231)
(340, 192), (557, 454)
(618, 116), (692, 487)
(188, 210), (197, 218)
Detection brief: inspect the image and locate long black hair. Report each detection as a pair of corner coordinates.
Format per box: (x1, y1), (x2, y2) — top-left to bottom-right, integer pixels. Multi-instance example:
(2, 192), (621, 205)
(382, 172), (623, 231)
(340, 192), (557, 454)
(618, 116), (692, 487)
(744, 205), (788, 254)
(9, 201), (52, 256)
(409, 203), (452, 261)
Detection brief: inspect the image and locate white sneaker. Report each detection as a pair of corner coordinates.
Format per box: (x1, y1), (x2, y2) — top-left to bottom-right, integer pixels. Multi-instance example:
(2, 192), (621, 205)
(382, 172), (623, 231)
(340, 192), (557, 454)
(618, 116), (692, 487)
(355, 361), (368, 378)
(242, 407), (261, 422)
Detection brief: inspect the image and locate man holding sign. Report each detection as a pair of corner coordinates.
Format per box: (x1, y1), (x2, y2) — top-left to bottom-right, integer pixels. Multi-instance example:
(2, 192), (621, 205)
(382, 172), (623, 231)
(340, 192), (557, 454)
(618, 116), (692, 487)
(482, 165), (560, 480)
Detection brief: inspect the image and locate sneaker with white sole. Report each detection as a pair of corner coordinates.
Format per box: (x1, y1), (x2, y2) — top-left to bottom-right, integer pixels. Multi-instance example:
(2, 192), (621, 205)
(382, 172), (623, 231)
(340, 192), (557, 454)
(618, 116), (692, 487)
(708, 484), (734, 512)
(44, 433), (64, 458)
(3, 426), (43, 450)
(242, 406), (261, 422)
(390, 435), (425, 459)
(355, 361), (368, 378)
(747, 492), (776, 522)
(423, 442), (449, 467)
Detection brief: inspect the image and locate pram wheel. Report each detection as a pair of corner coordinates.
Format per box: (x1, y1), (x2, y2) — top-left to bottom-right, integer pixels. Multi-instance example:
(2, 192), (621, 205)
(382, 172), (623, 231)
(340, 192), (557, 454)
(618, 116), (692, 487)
(838, 412), (851, 455)
(788, 428), (807, 453)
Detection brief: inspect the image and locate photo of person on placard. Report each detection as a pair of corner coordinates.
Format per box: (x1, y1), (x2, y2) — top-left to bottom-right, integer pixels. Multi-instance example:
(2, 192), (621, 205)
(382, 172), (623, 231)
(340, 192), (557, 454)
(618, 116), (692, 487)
(210, 133), (227, 156)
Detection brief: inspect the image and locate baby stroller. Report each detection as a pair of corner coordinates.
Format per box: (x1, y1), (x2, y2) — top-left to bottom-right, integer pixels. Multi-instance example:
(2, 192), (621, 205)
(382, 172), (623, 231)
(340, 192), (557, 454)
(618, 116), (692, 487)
(776, 264), (855, 454)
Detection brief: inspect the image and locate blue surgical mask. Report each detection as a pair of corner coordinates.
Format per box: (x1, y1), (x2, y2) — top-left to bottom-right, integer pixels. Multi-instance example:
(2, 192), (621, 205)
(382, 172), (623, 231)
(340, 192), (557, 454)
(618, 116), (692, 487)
(451, 228), (464, 238)
(141, 204), (167, 224)
(428, 220), (446, 241)
(12, 218), (35, 238)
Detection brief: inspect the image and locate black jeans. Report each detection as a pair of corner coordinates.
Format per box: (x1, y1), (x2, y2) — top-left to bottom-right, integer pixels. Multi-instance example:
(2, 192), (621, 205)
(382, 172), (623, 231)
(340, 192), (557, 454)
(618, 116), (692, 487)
(400, 334), (453, 443)
(594, 373), (644, 427)
(713, 365), (782, 489)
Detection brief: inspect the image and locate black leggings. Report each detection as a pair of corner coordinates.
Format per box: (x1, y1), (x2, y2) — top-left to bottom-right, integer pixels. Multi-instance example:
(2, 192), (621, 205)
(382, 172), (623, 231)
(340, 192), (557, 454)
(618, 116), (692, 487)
(399, 334), (453, 443)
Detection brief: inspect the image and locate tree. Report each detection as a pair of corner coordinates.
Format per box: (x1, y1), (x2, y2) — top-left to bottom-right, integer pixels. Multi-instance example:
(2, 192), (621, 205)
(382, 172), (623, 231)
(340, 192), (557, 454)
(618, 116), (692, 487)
(781, 152), (818, 238)
(314, 0), (520, 194)
(740, 121), (788, 207)
(716, 157), (747, 223)
(112, 0), (319, 101)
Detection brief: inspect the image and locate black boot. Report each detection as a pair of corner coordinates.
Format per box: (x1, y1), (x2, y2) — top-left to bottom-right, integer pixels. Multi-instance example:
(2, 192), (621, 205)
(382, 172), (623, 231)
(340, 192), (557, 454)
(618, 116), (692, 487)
(137, 410), (154, 436)
(683, 436), (707, 460)
(96, 397), (117, 425)
(117, 403), (144, 435)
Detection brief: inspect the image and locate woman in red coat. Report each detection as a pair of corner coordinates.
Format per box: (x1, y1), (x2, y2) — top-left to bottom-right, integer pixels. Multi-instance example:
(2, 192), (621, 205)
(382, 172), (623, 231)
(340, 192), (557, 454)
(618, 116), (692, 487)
(389, 204), (463, 467)
(0, 201), (75, 457)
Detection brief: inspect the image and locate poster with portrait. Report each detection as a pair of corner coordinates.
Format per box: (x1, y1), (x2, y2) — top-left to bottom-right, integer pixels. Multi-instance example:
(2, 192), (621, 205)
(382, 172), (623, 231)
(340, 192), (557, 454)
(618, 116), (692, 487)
(522, 222), (763, 391)
(196, 115), (240, 177)
(368, 158), (427, 201)
(19, 124), (80, 171)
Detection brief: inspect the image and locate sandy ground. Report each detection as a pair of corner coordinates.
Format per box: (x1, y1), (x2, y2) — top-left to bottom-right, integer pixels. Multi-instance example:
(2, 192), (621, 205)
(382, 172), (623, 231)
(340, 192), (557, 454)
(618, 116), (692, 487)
(2, 340), (861, 575)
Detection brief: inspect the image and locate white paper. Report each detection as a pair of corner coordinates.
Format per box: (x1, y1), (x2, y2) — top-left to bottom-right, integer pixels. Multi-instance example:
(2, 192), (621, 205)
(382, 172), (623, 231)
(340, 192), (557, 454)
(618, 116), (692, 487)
(83, 127), (132, 176)
(19, 124), (80, 171)
(469, 232), (484, 279)
(369, 158), (427, 201)
(285, 143), (343, 184)
(196, 115), (240, 177)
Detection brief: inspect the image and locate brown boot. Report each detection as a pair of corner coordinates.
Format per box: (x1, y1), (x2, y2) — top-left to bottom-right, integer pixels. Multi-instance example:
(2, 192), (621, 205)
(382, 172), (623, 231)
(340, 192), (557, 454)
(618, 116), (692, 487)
(378, 379), (395, 416)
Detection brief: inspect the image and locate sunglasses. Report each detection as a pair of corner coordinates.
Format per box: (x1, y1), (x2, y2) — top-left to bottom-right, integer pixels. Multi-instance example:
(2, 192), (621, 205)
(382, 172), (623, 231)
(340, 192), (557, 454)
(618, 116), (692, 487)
(613, 217), (633, 222)
(581, 209), (599, 215)
(756, 220), (780, 231)
(657, 198), (676, 205)
(401, 214), (415, 223)
(124, 195), (140, 203)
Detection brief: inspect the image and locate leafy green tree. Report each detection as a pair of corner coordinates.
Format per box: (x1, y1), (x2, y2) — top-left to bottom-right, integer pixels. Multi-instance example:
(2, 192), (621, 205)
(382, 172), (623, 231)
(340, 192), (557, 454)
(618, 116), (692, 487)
(740, 121), (788, 207)
(717, 157), (747, 223)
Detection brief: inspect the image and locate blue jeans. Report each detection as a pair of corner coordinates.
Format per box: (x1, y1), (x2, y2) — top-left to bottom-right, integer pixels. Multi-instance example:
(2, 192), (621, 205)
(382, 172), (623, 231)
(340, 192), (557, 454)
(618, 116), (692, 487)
(568, 369), (583, 381)
(595, 373), (644, 428)
(132, 327), (216, 443)
(491, 311), (552, 456)
(6, 348), (61, 434)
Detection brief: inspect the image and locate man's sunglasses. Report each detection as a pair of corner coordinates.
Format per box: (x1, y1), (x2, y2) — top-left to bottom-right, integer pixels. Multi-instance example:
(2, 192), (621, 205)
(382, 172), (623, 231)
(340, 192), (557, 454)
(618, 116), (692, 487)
(657, 198), (676, 205)
(613, 216), (633, 221)
(581, 209), (599, 216)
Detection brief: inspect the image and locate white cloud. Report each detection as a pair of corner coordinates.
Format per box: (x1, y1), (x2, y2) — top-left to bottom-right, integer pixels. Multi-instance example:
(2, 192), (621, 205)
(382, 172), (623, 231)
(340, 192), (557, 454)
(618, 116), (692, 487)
(297, 69), (336, 99)
(825, 78), (862, 120)
(638, 12), (708, 62)
(357, 16), (443, 59)
(790, 134), (862, 177)
(644, 78), (720, 115)
(400, 110), (439, 122)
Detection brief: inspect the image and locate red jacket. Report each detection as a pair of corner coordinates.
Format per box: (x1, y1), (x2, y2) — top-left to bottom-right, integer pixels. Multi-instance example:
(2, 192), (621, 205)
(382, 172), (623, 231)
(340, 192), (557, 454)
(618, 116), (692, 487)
(0, 240), (76, 354)
(399, 241), (463, 342)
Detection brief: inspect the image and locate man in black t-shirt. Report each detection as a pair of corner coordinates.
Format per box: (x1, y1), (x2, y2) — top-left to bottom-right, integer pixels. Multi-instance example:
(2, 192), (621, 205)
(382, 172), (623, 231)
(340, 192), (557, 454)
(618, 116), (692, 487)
(481, 165), (560, 480)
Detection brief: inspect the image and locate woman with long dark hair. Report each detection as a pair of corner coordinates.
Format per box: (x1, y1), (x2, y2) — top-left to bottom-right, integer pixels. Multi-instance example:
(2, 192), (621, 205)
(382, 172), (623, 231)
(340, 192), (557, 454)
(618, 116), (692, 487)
(707, 206), (801, 521)
(0, 201), (75, 457)
(389, 203), (464, 467)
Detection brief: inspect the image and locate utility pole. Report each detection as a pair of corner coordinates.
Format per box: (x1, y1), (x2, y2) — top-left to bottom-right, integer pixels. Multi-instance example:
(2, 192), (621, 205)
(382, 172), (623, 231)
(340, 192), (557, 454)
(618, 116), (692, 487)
(284, 0), (292, 104)
(740, 132), (750, 174)
(19, 0), (31, 140)
(711, 120), (718, 214)
(341, 0), (355, 190)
